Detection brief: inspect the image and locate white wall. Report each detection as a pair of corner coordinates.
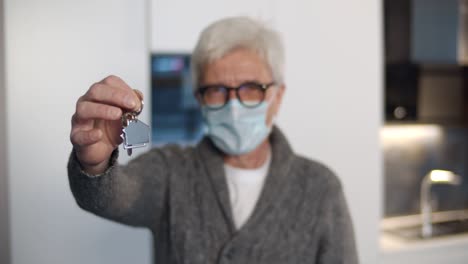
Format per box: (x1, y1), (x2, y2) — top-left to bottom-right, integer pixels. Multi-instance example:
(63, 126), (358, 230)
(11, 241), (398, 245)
(275, 1), (382, 263)
(152, 0), (277, 52)
(152, 0), (383, 263)
(5, 0), (152, 263)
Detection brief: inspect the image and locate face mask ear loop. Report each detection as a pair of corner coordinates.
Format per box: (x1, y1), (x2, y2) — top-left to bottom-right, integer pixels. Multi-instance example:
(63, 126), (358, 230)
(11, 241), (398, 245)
(264, 88), (277, 106)
(264, 88), (279, 128)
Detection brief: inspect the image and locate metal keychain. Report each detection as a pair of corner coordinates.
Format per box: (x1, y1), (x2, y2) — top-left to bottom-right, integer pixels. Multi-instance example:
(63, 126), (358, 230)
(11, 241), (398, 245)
(121, 94), (150, 156)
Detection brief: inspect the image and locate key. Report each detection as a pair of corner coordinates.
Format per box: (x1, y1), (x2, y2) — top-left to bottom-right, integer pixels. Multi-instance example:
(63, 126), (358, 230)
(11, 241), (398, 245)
(122, 112), (150, 156)
(121, 93), (150, 156)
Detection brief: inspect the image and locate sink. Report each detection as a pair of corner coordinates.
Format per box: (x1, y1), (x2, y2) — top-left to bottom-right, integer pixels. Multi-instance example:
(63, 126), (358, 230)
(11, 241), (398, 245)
(385, 219), (468, 240)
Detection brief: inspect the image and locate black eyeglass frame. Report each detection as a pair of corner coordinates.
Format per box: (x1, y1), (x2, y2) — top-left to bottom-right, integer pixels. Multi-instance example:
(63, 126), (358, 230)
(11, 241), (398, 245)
(196, 81), (276, 110)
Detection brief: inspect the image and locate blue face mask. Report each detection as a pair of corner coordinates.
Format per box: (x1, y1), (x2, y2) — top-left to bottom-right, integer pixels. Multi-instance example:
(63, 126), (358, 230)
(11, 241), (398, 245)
(201, 99), (272, 155)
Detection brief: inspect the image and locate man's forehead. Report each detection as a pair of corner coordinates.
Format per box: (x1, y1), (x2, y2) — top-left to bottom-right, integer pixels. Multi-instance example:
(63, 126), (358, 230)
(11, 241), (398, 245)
(201, 50), (273, 85)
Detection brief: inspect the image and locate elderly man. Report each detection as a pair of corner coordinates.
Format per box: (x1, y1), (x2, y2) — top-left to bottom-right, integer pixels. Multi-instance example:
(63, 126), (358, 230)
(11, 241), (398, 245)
(68, 16), (358, 264)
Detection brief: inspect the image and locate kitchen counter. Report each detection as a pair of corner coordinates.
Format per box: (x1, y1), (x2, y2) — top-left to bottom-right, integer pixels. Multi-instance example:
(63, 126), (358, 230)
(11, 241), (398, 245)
(380, 211), (468, 264)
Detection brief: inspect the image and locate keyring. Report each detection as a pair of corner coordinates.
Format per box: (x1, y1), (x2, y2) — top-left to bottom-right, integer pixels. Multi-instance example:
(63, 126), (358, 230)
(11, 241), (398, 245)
(121, 112), (135, 127)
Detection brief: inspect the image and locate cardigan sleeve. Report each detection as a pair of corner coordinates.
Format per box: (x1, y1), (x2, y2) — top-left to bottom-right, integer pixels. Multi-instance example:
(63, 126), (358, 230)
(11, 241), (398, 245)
(67, 146), (175, 228)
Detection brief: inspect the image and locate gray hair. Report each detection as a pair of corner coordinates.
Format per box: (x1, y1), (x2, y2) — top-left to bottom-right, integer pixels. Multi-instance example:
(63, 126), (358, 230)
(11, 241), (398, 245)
(191, 16), (285, 89)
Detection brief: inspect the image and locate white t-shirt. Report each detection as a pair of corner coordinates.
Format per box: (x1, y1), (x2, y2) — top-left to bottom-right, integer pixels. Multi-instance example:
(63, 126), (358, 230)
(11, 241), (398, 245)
(224, 152), (272, 229)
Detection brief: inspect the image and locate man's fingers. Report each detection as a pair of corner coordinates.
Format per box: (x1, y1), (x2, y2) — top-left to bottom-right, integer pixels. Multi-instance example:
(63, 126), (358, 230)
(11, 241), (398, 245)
(100, 75), (131, 89)
(85, 83), (139, 110)
(133, 89), (143, 101)
(76, 101), (122, 121)
(83, 75), (143, 112)
(71, 129), (103, 147)
(70, 76), (143, 149)
(100, 75), (144, 112)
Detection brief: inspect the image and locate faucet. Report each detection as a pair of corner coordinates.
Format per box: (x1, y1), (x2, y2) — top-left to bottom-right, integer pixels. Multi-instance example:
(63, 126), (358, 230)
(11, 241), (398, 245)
(420, 170), (462, 238)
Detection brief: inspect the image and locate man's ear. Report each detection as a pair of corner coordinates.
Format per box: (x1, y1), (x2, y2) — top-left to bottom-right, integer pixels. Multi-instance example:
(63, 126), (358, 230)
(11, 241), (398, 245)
(273, 84), (286, 115)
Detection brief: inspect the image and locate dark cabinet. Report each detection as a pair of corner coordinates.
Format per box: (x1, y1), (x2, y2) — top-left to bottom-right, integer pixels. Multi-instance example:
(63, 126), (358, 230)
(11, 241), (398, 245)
(417, 65), (466, 124)
(412, 0), (467, 64)
(385, 64), (468, 124)
(384, 0), (468, 124)
(385, 64), (419, 121)
(385, 0), (467, 65)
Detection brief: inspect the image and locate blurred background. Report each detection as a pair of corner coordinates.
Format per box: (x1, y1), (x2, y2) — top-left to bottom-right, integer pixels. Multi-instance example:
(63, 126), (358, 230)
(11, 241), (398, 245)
(0, 0), (466, 263)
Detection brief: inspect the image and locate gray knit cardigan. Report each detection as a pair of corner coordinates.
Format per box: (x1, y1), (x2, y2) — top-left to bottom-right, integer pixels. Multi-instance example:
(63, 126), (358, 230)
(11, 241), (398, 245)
(68, 127), (358, 264)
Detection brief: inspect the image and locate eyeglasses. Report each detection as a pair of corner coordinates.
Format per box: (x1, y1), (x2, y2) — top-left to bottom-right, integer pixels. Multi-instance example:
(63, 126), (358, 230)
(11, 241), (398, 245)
(197, 82), (276, 110)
